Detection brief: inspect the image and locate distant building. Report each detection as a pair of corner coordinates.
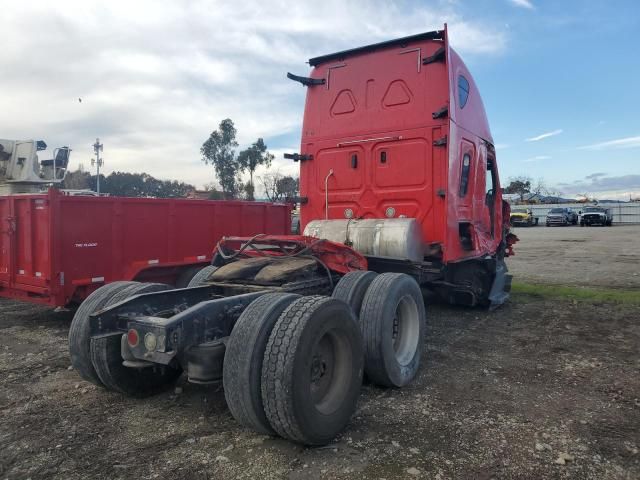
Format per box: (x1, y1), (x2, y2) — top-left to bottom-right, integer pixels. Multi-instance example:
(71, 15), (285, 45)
(503, 193), (574, 204)
(185, 189), (211, 200)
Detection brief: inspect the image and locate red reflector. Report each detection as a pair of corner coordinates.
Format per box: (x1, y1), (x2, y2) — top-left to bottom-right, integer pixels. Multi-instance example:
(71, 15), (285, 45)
(127, 329), (139, 347)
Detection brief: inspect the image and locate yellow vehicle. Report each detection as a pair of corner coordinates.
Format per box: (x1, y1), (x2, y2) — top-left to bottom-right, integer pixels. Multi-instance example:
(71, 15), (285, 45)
(510, 207), (539, 226)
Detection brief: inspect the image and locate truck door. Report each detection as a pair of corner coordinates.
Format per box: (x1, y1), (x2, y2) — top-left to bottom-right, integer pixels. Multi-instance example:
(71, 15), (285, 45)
(473, 144), (500, 253)
(484, 154), (497, 238)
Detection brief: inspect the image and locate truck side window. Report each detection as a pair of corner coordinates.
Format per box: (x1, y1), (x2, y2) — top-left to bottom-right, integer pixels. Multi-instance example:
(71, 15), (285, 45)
(486, 157), (497, 237)
(459, 153), (471, 196)
(485, 158), (496, 197)
(458, 75), (469, 108)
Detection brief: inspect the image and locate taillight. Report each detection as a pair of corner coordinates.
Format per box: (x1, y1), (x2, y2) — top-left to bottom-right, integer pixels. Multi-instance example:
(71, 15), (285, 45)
(127, 329), (139, 347)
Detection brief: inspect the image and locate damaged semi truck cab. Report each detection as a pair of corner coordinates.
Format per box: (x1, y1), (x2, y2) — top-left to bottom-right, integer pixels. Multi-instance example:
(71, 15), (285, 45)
(69, 27), (515, 447)
(295, 27), (512, 306)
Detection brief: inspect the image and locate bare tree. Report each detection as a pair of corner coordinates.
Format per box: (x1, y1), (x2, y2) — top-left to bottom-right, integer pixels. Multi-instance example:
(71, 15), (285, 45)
(532, 177), (562, 199)
(575, 192), (595, 203)
(259, 170), (299, 202)
(260, 171), (282, 202)
(203, 182), (224, 200)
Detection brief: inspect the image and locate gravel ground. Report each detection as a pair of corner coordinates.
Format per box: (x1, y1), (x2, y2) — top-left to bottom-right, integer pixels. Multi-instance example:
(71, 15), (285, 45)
(1, 227), (639, 479)
(507, 224), (640, 288)
(1, 293), (638, 479)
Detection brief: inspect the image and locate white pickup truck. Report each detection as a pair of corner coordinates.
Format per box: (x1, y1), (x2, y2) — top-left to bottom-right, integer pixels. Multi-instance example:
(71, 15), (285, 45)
(579, 206), (613, 226)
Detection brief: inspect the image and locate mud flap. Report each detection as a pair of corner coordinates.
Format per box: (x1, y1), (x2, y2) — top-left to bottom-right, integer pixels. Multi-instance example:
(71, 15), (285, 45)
(488, 259), (512, 309)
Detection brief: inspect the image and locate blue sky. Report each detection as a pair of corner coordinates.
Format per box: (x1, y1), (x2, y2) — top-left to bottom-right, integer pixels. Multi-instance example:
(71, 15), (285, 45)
(461, 0), (640, 199)
(1, 0), (638, 199)
(264, 0), (640, 199)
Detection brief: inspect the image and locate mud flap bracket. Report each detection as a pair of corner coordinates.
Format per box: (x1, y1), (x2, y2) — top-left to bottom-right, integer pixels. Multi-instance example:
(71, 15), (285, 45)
(488, 259), (512, 309)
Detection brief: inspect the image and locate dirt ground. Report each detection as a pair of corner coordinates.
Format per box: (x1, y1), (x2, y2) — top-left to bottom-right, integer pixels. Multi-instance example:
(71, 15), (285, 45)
(1, 228), (639, 480)
(507, 225), (640, 289)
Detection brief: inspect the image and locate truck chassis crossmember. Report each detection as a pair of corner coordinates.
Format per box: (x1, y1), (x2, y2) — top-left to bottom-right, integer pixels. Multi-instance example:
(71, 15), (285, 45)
(90, 277), (331, 383)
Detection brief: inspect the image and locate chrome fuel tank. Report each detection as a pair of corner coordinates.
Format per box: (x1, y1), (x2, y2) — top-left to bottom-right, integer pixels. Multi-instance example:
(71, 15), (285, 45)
(303, 218), (424, 262)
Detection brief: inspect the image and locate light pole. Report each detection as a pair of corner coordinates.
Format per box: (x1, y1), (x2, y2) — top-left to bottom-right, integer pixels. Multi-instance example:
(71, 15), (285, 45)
(91, 138), (103, 194)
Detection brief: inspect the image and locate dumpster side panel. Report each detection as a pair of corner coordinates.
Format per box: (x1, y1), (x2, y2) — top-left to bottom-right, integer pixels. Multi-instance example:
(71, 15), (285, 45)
(14, 196), (51, 291)
(0, 197), (11, 287)
(0, 191), (291, 307)
(57, 195), (117, 299)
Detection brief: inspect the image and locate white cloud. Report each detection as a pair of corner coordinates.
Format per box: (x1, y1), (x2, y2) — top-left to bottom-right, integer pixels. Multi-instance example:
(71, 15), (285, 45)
(578, 136), (640, 150)
(523, 155), (551, 163)
(494, 143), (509, 150)
(0, 0), (507, 190)
(525, 129), (563, 142)
(584, 172), (607, 180)
(554, 174), (640, 199)
(509, 0), (535, 9)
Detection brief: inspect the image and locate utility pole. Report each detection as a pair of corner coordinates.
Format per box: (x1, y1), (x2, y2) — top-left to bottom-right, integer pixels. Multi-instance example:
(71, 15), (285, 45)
(91, 138), (103, 194)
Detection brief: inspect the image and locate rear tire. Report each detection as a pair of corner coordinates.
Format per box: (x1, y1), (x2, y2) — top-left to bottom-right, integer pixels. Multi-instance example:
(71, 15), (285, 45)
(175, 265), (205, 288)
(331, 270), (377, 318)
(359, 273), (426, 387)
(106, 281), (166, 305)
(261, 296), (363, 445)
(187, 265), (218, 287)
(90, 282), (182, 397)
(69, 281), (137, 386)
(223, 292), (301, 435)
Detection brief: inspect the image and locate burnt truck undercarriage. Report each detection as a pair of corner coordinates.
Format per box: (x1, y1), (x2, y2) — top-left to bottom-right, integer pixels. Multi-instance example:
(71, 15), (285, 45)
(69, 234), (512, 445)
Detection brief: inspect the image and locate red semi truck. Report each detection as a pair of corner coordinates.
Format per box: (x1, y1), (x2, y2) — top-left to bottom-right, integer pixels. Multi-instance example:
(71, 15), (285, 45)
(0, 188), (290, 306)
(69, 27), (516, 446)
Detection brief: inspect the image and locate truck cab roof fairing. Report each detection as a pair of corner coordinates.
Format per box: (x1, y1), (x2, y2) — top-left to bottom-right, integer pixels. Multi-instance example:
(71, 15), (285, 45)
(308, 30), (445, 67)
(447, 47), (493, 145)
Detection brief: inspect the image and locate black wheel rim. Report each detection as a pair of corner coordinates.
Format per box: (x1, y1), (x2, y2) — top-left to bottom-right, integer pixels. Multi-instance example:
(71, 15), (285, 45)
(309, 329), (352, 415)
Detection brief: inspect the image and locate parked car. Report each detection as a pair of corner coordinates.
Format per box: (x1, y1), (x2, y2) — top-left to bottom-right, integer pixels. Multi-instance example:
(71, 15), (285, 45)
(580, 206), (613, 226)
(510, 207), (538, 226)
(546, 207), (578, 226)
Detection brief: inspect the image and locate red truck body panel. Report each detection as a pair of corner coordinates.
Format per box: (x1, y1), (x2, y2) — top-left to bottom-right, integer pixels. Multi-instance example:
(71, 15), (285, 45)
(0, 189), (290, 306)
(299, 27), (503, 264)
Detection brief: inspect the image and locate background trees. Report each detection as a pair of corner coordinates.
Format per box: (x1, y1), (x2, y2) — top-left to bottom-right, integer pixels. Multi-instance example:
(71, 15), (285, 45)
(61, 170), (194, 198)
(201, 119), (275, 200)
(504, 175), (563, 203)
(237, 138), (273, 200)
(200, 119), (240, 199)
(61, 169), (91, 190)
(61, 118), (287, 200)
(504, 176), (532, 202)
